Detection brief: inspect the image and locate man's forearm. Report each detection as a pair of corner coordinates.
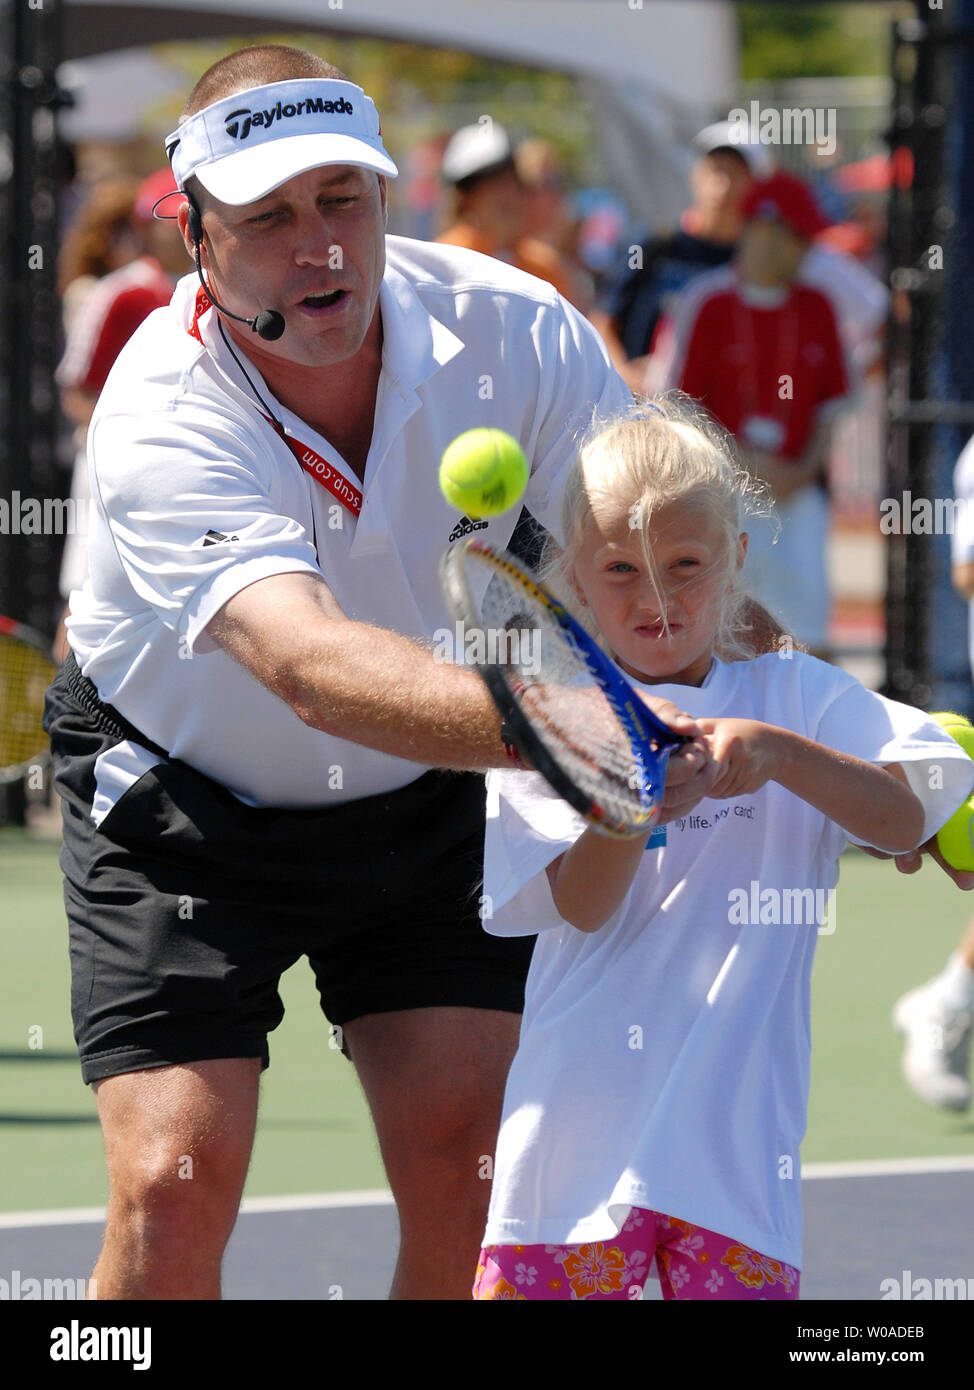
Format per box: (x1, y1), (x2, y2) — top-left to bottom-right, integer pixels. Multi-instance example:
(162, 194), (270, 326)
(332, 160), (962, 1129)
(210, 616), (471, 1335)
(284, 621), (507, 770)
(210, 578), (715, 794)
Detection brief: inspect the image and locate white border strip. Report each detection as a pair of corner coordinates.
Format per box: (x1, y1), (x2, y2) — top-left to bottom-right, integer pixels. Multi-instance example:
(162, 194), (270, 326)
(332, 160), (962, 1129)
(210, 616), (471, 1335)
(3, 1161), (974, 1228)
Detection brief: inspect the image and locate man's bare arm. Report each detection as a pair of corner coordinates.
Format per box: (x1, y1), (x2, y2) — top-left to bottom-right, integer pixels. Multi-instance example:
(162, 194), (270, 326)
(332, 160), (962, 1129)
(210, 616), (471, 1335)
(207, 571), (505, 769)
(206, 570), (716, 808)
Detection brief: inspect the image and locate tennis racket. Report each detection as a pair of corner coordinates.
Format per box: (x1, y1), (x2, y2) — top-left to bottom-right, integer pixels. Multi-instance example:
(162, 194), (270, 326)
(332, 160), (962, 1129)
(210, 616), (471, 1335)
(0, 616), (57, 786)
(440, 538), (690, 838)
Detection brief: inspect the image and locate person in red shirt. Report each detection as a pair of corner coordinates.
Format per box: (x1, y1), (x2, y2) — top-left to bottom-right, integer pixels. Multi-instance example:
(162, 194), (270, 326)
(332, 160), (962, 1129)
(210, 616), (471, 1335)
(57, 168), (184, 417)
(54, 169), (186, 660)
(652, 172), (851, 658)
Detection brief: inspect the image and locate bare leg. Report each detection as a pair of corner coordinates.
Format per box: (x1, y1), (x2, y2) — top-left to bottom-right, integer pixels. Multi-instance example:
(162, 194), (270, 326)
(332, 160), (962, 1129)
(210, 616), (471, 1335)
(344, 1006), (520, 1300)
(90, 1058), (261, 1299)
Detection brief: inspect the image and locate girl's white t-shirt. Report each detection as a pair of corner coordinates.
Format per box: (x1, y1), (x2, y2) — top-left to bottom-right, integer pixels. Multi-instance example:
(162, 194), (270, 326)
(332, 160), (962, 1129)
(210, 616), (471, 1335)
(482, 653), (974, 1269)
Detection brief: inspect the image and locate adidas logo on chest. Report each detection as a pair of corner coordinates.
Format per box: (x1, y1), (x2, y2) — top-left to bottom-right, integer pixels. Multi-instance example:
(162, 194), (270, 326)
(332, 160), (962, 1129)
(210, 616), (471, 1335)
(448, 515), (489, 543)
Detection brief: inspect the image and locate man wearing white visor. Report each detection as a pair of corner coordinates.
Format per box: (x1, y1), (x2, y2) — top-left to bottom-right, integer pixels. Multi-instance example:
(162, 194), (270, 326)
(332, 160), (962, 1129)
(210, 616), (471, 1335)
(44, 43), (717, 1301)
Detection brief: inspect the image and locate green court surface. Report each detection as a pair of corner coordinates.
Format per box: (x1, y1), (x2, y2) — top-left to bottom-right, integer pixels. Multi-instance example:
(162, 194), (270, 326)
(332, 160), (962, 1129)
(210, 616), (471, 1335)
(2, 827), (973, 1214)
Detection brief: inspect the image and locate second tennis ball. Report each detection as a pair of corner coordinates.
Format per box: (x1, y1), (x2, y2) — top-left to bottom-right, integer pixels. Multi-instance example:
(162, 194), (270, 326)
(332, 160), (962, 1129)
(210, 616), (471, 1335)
(440, 428), (528, 519)
(931, 711), (974, 871)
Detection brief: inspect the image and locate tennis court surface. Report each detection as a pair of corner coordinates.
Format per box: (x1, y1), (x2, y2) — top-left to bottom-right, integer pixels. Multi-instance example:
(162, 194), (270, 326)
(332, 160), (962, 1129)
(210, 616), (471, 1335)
(2, 829), (973, 1301)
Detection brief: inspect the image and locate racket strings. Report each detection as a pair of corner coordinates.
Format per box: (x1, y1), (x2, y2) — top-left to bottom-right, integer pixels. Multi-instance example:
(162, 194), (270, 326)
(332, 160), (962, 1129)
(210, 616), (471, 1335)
(477, 565), (658, 825)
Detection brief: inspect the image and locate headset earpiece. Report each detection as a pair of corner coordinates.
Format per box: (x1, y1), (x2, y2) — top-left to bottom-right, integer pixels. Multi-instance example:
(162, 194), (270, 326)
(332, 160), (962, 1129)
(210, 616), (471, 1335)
(187, 199), (203, 247)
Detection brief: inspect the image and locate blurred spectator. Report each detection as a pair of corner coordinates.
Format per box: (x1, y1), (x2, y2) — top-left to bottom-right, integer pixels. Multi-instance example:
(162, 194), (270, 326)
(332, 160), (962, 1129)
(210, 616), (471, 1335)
(892, 432), (974, 1111)
(591, 122), (772, 391)
(573, 187), (628, 279)
(57, 176), (143, 335)
(514, 137), (594, 311)
(593, 119), (888, 390)
(436, 122), (587, 309)
(817, 195), (888, 286)
(401, 136), (450, 242)
(650, 173), (851, 658)
(54, 168), (185, 661)
(57, 168), (183, 430)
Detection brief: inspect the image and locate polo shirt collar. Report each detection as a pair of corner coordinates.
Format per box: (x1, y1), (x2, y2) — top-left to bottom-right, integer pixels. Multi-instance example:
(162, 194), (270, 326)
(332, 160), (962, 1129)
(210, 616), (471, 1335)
(377, 256), (464, 393)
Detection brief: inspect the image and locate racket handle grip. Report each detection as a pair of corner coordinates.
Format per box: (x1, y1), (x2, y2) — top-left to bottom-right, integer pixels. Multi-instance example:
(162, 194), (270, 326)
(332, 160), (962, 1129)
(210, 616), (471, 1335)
(501, 682), (529, 767)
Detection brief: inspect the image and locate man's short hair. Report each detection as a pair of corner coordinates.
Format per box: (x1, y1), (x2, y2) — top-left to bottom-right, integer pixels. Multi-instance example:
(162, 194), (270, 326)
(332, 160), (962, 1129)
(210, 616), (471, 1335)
(181, 45), (349, 123)
(179, 45), (369, 216)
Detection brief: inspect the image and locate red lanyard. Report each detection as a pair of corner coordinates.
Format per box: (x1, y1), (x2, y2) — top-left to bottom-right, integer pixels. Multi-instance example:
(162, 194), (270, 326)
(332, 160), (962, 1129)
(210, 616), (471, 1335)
(259, 413), (362, 518)
(188, 285), (362, 519)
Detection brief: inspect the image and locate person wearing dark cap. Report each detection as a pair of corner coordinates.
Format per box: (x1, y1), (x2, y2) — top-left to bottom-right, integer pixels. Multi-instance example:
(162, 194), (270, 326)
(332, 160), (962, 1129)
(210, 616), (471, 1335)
(436, 121), (582, 305)
(651, 171), (851, 658)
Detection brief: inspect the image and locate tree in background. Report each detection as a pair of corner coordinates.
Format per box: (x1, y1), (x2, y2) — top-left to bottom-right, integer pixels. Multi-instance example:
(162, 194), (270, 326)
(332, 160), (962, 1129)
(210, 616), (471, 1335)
(738, 2), (906, 81)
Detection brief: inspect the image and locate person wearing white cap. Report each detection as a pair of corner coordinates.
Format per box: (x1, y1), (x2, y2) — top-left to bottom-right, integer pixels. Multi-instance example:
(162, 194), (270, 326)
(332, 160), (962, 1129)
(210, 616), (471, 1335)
(437, 121), (583, 306)
(43, 43), (717, 1302)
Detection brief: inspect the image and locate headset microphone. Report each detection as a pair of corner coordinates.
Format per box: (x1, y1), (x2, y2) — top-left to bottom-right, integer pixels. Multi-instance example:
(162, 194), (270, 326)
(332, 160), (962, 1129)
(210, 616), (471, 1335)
(187, 199), (286, 342)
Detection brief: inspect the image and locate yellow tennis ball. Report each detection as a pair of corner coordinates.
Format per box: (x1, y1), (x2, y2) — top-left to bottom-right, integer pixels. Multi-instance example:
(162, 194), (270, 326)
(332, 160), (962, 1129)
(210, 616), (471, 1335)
(439, 428), (528, 519)
(931, 712), (974, 870)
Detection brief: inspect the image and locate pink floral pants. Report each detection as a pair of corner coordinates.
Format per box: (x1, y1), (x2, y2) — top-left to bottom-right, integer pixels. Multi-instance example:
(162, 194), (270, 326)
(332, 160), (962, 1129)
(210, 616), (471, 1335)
(474, 1206), (800, 1300)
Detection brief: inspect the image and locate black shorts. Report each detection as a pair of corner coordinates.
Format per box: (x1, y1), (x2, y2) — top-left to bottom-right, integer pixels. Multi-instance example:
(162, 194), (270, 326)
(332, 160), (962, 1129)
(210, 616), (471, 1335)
(44, 655), (533, 1085)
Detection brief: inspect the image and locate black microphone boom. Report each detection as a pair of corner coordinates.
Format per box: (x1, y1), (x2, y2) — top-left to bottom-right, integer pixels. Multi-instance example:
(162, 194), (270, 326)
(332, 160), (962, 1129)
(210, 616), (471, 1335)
(187, 236), (283, 339)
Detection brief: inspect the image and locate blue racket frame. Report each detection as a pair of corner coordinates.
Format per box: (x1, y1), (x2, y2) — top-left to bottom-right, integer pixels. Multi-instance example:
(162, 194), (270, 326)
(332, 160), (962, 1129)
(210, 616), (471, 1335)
(442, 539), (691, 838)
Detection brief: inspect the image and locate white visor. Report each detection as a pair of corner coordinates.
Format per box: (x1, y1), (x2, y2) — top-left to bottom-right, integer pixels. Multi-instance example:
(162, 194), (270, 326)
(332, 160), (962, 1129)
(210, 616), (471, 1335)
(166, 78), (398, 204)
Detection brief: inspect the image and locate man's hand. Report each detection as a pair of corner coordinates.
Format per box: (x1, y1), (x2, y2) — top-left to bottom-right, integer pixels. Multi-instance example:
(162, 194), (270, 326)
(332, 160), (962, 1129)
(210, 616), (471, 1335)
(638, 696), (717, 822)
(862, 837), (974, 891)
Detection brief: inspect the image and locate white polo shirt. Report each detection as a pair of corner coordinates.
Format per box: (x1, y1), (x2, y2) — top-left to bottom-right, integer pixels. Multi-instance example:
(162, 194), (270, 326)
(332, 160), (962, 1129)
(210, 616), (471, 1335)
(67, 236), (629, 808)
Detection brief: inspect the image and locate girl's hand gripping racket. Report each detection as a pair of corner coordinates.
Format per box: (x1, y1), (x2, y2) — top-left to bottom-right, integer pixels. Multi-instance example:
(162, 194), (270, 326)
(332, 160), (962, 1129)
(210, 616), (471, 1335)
(440, 538), (690, 839)
(0, 615), (57, 785)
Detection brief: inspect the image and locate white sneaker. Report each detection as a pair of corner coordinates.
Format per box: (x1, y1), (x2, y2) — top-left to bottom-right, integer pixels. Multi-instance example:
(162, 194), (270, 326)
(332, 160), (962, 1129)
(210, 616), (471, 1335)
(893, 982), (973, 1112)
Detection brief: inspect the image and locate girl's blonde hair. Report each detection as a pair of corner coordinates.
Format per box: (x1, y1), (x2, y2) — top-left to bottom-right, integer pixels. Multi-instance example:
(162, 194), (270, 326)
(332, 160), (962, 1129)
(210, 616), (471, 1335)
(540, 393), (774, 661)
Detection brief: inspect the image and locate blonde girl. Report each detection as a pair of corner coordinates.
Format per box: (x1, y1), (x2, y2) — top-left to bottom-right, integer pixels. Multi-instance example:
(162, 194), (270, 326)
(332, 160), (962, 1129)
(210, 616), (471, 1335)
(473, 397), (973, 1301)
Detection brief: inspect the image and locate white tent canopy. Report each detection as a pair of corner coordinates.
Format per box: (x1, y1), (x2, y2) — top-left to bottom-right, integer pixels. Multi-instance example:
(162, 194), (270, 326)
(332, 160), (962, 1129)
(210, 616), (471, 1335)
(62, 0), (739, 228)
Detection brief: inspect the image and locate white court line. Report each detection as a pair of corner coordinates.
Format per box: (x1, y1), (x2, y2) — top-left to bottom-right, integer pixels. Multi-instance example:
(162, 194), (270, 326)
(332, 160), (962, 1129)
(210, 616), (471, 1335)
(0, 1189), (394, 1230)
(803, 1155), (974, 1179)
(2, 1160), (973, 1230)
